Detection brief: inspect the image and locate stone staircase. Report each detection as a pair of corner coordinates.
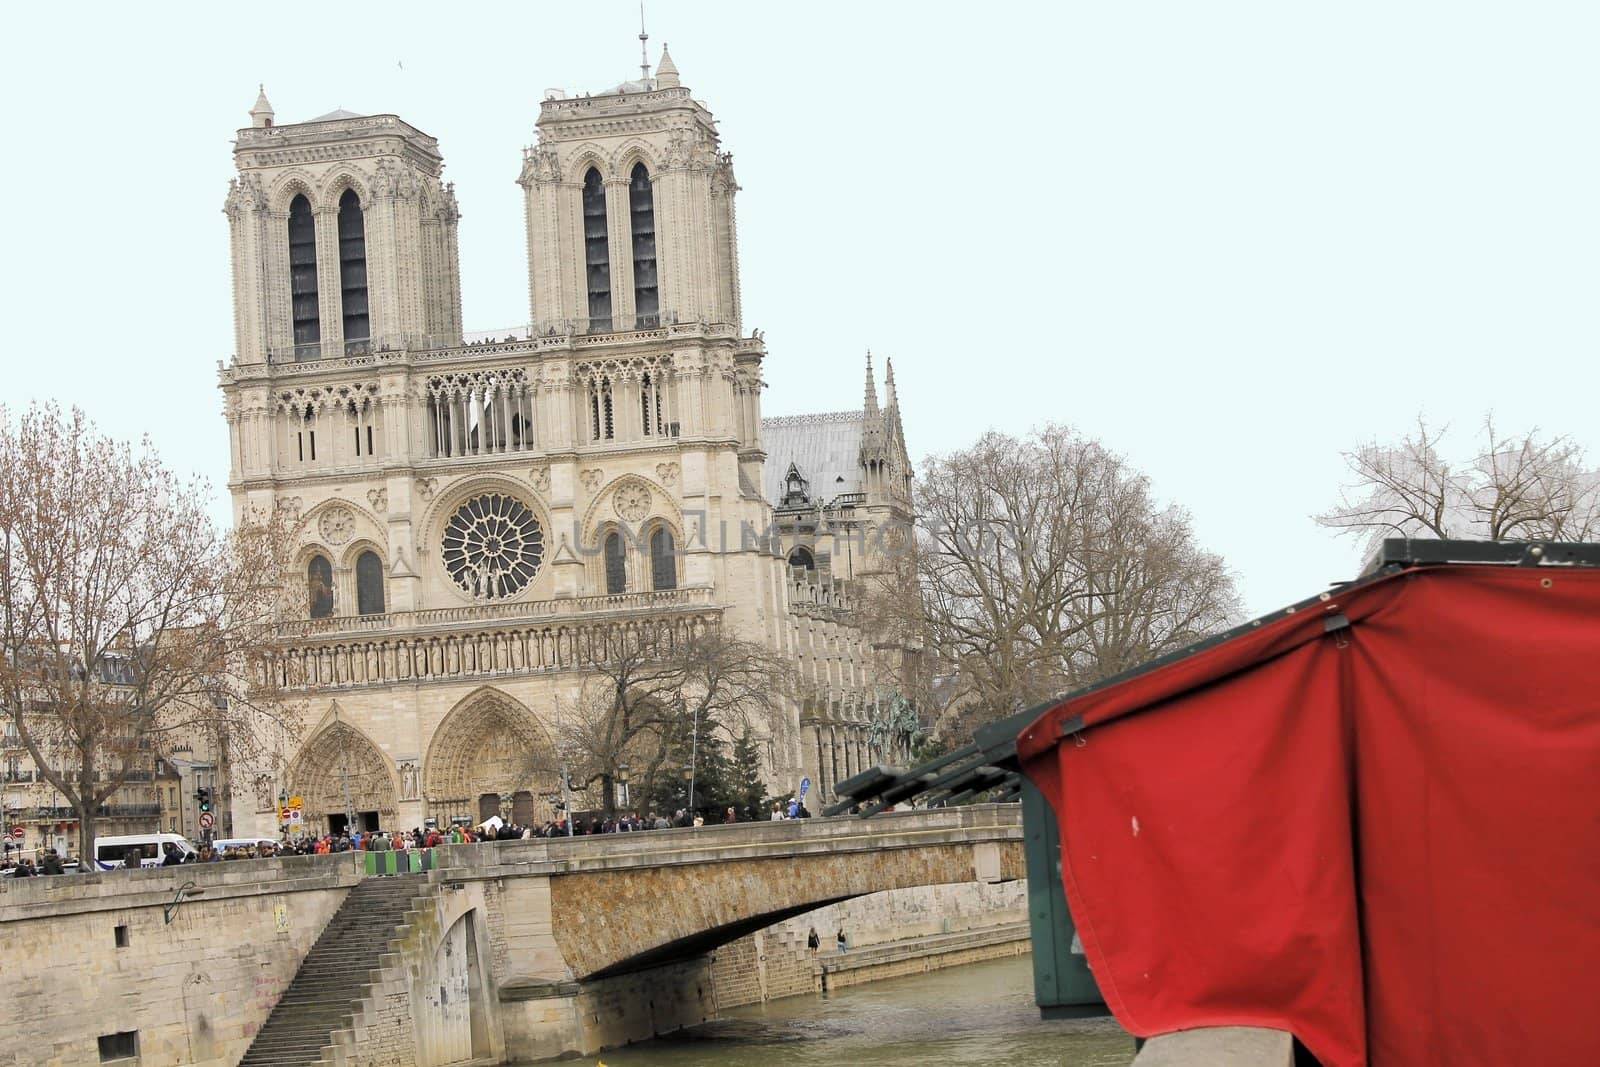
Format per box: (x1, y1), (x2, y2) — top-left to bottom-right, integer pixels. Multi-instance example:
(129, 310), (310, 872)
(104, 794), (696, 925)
(238, 874), (429, 1067)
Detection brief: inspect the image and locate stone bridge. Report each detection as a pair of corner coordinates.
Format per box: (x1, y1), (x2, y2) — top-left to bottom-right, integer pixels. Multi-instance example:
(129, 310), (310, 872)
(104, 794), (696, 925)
(0, 805), (1023, 1066)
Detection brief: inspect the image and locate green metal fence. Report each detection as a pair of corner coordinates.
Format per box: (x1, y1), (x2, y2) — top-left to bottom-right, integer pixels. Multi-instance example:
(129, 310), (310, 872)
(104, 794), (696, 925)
(361, 848), (438, 876)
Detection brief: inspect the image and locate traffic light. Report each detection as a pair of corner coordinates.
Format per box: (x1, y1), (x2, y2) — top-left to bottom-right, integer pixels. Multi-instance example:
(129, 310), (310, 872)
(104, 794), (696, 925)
(196, 787), (212, 814)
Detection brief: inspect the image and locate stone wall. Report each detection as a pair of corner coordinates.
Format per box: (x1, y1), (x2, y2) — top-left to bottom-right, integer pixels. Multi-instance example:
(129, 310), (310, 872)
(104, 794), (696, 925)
(708, 880), (1030, 1009)
(0, 855), (363, 1067)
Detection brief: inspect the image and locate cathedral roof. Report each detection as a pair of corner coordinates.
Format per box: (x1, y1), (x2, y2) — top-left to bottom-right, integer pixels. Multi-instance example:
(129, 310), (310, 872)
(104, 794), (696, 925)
(761, 412), (865, 506)
(308, 108), (367, 122)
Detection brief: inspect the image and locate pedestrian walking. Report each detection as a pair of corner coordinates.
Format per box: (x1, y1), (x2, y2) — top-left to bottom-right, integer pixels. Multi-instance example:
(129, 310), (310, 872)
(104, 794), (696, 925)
(807, 927), (820, 956)
(836, 928), (847, 954)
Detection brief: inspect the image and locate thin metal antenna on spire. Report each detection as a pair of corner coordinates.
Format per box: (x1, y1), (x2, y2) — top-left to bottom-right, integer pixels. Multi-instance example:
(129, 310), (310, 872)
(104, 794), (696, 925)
(639, 3), (651, 83)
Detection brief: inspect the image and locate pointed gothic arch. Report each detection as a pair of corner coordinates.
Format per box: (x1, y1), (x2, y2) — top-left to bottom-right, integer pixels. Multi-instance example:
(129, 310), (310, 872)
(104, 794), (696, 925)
(423, 688), (561, 824)
(581, 167), (612, 332)
(285, 714), (398, 829)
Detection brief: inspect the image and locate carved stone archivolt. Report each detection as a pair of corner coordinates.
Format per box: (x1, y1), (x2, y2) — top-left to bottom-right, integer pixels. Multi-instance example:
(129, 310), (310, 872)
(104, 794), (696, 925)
(423, 690), (560, 820)
(285, 720), (397, 825)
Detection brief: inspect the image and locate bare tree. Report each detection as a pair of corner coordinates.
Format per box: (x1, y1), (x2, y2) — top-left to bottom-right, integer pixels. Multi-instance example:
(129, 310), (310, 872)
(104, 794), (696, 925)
(1317, 416), (1600, 553)
(551, 624), (793, 814)
(0, 404), (296, 859)
(879, 424), (1240, 735)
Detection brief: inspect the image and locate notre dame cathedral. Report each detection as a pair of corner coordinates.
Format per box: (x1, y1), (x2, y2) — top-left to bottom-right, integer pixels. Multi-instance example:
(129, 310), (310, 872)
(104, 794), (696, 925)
(218, 45), (915, 837)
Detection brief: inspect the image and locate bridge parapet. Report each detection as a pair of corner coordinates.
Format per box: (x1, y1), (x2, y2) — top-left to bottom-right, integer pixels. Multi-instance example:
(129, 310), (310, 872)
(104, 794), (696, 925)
(432, 804), (1023, 882)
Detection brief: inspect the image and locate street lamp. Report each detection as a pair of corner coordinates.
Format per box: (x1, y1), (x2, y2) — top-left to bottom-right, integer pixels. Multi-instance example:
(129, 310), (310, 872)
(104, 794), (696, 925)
(682, 764), (694, 814)
(616, 763), (630, 810)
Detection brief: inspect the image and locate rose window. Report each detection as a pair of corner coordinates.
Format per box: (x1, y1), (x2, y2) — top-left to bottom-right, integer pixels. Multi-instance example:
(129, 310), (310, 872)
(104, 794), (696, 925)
(441, 493), (545, 599)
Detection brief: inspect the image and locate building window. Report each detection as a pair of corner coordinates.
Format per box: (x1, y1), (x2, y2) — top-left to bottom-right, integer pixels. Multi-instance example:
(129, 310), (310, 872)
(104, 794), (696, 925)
(789, 546), (815, 571)
(589, 375), (614, 441)
(582, 168), (611, 332)
(307, 555), (334, 619)
(441, 493), (545, 600)
(604, 531), (626, 595)
(356, 550), (385, 616)
(114, 925), (130, 948)
(337, 189), (369, 352)
(288, 193), (320, 359)
(98, 1032), (138, 1062)
(629, 163), (658, 328)
(650, 527), (676, 591)
(640, 371), (665, 436)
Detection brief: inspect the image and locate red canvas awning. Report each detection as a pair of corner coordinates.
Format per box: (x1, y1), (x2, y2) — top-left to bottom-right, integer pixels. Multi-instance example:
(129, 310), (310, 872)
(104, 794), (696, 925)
(1017, 564), (1600, 1066)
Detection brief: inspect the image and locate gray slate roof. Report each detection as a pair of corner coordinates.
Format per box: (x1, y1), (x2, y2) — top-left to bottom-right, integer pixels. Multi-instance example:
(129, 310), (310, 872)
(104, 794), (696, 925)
(761, 411), (864, 506)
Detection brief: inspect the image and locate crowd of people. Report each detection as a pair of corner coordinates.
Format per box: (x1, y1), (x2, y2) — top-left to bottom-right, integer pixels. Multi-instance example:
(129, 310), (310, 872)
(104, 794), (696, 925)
(1, 848), (68, 877)
(4, 796), (833, 873)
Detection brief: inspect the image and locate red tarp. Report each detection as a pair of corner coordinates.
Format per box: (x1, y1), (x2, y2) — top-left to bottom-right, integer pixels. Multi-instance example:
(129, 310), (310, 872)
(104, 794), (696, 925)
(1016, 565), (1600, 1067)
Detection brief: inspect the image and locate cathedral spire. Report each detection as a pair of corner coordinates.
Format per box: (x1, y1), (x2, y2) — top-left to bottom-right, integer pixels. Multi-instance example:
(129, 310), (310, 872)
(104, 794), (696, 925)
(656, 43), (681, 88)
(863, 351), (880, 417)
(884, 357), (898, 412)
(249, 84), (275, 128)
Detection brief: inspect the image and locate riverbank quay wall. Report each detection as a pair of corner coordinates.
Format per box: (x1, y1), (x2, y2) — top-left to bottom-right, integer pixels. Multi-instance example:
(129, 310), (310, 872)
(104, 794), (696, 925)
(0, 807), (1023, 1066)
(708, 883), (1030, 1006)
(0, 854), (365, 1067)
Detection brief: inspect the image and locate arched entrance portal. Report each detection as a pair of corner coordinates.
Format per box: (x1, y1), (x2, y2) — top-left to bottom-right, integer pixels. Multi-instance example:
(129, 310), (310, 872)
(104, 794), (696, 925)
(424, 689), (561, 827)
(286, 719), (398, 835)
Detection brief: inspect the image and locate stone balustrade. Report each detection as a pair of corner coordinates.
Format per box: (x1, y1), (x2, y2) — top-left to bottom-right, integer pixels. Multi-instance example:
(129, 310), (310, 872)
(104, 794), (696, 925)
(273, 593), (720, 691)
(279, 586), (715, 639)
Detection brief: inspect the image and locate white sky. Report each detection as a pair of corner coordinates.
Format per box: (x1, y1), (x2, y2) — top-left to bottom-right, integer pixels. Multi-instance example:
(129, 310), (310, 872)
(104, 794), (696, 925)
(3, 2), (1596, 617)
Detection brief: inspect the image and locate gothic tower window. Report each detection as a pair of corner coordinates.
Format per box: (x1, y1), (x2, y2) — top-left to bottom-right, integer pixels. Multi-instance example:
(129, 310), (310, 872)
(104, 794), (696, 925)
(650, 526), (677, 591)
(307, 554), (334, 619)
(629, 163), (658, 329)
(789, 546), (815, 571)
(582, 168), (611, 332)
(590, 375), (614, 441)
(604, 531), (626, 595)
(356, 550), (385, 616)
(337, 189), (369, 352)
(288, 194), (320, 360)
(640, 371), (663, 436)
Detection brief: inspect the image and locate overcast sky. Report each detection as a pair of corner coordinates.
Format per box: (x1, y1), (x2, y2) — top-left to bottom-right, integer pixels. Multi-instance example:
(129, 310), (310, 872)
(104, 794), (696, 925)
(3, 2), (1596, 616)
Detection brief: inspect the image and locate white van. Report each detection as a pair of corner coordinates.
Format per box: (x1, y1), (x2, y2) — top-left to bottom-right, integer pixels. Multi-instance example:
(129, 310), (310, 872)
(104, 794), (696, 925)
(93, 833), (197, 871)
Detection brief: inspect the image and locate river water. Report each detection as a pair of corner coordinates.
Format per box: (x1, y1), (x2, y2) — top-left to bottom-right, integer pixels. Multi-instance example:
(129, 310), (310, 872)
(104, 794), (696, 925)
(589, 955), (1135, 1067)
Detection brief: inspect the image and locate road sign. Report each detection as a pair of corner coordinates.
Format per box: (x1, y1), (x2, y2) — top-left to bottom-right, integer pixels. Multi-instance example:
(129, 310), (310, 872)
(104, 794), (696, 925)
(288, 795), (304, 811)
(288, 810), (303, 825)
(8, 826), (22, 840)
(279, 806), (293, 823)
(198, 812), (215, 830)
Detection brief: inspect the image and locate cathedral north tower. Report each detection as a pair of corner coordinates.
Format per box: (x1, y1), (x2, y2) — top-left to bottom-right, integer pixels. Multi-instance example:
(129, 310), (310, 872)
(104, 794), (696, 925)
(518, 45), (742, 336)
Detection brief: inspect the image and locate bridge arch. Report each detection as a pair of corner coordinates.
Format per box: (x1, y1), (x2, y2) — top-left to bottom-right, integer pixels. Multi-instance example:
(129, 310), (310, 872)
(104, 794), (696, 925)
(523, 808), (1023, 981)
(424, 686), (562, 824)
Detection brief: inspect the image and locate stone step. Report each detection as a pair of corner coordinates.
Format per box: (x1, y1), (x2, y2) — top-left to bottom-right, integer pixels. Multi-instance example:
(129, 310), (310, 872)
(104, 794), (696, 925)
(237, 877), (432, 1066)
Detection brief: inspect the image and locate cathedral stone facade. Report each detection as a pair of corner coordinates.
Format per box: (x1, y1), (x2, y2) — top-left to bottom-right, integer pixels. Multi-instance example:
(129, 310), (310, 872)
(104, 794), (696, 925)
(218, 49), (913, 839)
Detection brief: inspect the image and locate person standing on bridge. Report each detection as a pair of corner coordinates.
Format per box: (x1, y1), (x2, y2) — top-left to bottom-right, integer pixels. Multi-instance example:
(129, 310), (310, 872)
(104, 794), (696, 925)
(807, 927), (820, 956)
(837, 928), (847, 954)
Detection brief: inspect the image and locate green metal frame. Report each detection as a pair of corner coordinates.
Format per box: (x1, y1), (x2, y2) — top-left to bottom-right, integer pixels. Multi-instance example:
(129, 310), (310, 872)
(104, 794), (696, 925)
(1022, 779), (1106, 1017)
